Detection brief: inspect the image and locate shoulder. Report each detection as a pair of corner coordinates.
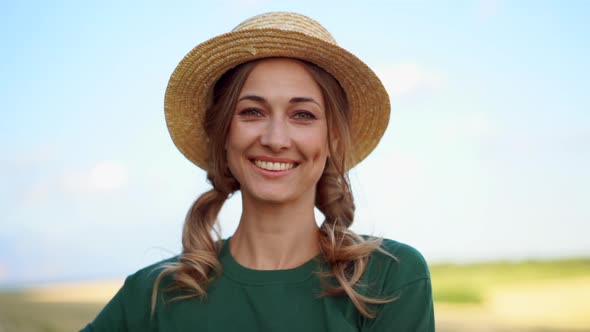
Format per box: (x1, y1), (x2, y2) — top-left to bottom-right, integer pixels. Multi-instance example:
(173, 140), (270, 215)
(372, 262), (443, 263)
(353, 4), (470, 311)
(82, 256), (180, 330)
(121, 256), (181, 311)
(360, 238), (435, 330)
(364, 237), (431, 294)
(116, 255), (180, 307)
(124, 255), (179, 291)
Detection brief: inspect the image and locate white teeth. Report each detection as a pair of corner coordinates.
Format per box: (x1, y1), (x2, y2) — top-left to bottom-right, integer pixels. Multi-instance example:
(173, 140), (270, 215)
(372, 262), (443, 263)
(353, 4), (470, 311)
(254, 160), (295, 171)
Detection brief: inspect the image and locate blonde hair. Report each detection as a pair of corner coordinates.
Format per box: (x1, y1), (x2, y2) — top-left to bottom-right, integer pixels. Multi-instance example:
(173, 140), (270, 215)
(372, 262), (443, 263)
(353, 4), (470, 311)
(152, 58), (393, 318)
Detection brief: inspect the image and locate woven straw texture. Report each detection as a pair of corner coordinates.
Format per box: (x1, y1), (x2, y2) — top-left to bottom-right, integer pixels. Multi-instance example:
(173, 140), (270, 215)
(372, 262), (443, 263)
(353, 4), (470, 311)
(165, 12), (390, 170)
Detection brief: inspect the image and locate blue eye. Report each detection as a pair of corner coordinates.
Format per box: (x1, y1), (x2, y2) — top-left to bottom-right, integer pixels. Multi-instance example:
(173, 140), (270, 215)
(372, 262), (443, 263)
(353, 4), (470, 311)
(239, 108), (263, 117)
(293, 111), (316, 120)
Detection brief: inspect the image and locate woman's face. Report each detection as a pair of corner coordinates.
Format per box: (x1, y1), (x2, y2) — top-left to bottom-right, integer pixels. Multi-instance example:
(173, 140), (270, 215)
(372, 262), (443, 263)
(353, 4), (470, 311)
(226, 58), (329, 205)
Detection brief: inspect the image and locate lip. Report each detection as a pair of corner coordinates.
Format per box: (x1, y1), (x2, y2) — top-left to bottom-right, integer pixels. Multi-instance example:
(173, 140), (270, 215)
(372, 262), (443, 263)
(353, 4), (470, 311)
(249, 155), (299, 164)
(248, 156), (299, 178)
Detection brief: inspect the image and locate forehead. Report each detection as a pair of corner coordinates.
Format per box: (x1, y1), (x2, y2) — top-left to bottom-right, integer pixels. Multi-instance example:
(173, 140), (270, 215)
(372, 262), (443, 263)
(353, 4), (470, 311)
(239, 58), (324, 102)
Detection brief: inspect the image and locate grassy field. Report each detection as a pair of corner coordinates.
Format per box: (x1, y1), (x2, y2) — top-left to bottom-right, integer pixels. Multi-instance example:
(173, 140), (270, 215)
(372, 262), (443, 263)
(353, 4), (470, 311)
(430, 258), (590, 331)
(1, 259), (589, 332)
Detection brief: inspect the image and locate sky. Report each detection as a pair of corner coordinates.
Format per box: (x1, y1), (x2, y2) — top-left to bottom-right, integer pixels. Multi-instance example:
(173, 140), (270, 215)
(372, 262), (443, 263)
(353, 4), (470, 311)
(1, 0), (589, 287)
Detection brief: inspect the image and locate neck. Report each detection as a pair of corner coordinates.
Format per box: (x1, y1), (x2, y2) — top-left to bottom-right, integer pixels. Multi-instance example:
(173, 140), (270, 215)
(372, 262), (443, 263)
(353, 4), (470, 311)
(230, 192), (320, 270)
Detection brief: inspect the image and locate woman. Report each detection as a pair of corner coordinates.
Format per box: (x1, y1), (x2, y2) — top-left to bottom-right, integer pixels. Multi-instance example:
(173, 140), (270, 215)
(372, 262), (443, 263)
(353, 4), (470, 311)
(82, 12), (434, 331)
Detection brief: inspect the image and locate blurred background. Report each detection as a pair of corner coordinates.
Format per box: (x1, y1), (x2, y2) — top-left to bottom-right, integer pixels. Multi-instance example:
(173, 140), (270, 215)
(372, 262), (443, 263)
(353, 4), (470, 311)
(1, 0), (589, 331)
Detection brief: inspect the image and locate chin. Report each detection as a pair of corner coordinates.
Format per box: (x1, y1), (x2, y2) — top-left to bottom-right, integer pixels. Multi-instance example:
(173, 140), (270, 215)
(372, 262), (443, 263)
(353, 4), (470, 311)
(243, 185), (302, 205)
(250, 191), (295, 204)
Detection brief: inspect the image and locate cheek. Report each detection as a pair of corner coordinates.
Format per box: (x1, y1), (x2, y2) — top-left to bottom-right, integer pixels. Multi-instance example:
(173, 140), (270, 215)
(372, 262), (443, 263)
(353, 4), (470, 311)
(225, 123), (243, 170)
(225, 121), (259, 172)
(225, 119), (238, 151)
(225, 143), (245, 185)
(301, 131), (329, 162)
(226, 142), (244, 168)
(314, 128), (330, 158)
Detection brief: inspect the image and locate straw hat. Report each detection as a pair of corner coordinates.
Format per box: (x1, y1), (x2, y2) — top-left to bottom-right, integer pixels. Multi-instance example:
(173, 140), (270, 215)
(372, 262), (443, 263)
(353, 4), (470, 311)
(165, 12), (390, 170)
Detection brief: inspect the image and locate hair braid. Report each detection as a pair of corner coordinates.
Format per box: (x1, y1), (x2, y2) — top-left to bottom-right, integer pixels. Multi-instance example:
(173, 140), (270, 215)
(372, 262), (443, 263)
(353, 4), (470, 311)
(306, 60), (395, 318)
(316, 160), (392, 319)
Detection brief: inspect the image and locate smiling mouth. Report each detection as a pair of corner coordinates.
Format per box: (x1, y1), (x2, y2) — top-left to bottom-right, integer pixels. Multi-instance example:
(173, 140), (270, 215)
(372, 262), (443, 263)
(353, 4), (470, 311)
(251, 159), (298, 171)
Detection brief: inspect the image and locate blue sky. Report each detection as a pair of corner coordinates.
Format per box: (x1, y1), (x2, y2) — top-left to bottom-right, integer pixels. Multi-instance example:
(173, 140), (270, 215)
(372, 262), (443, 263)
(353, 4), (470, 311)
(1, 0), (589, 286)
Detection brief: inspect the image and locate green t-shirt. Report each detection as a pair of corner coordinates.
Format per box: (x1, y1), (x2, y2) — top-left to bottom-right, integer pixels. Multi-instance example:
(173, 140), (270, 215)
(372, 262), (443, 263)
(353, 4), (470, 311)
(81, 238), (434, 331)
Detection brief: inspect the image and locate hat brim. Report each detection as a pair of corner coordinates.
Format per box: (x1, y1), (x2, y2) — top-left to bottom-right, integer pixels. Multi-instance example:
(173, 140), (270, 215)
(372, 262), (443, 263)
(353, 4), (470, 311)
(165, 28), (390, 171)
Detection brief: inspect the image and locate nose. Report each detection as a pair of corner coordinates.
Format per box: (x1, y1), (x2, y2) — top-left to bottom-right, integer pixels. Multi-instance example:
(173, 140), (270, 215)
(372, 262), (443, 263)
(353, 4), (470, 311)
(259, 117), (292, 152)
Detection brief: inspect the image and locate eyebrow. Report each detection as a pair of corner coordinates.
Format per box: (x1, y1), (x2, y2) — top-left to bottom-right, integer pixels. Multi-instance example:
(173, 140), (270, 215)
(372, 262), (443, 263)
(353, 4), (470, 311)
(238, 95), (321, 107)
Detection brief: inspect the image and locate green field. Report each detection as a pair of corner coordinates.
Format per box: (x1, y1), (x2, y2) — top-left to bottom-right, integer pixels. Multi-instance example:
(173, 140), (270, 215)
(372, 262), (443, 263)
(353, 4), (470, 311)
(431, 258), (590, 304)
(1, 258), (589, 332)
(431, 258), (590, 331)
(0, 291), (103, 332)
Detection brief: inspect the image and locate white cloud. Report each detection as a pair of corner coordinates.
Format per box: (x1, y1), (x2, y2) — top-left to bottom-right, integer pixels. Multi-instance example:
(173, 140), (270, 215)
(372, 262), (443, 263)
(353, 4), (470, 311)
(22, 182), (51, 207)
(10, 144), (57, 166)
(436, 110), (498, 144)
(63, 160), (129, 193)
(376, 63), (443, 99)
